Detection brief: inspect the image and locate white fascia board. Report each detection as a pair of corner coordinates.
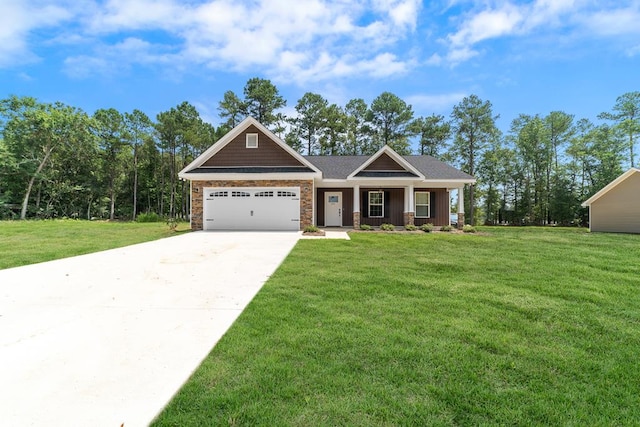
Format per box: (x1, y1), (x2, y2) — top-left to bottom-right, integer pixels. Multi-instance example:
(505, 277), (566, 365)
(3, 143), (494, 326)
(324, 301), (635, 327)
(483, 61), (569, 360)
(313, 177), (476, 188)
(422, 178), (476, 185)
(581, 168), (640, 207)
(347, 145), (425, 179)
(179, 172), (320, 181)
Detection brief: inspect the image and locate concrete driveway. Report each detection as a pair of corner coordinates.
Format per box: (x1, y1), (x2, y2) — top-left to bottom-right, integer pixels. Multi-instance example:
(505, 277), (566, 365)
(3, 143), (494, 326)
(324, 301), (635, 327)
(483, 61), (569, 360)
(0, 231), (300, 426)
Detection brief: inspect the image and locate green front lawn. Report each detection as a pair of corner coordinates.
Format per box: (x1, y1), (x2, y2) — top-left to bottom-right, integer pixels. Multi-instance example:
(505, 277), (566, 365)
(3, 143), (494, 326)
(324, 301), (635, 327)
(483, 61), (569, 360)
(153, 227), (640, 426)
(0, 219), (189, 269)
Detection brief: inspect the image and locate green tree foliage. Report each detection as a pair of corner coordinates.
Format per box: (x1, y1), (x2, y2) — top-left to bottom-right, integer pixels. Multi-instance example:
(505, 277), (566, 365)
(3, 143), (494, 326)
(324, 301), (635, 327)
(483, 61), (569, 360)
(409, 114), (451, 157)
(368, 92), (414, 154)
(0, 89), (634, 228)
(124, 109), (153, 220)
(343, 98), (373, 155)
(156, 101), (207, 219)
(598, 91), (640, 167)
(242, 77), (286, 127)
(1, 96), (95, 219)
(318, 104), (346, 155)
(93, 108), (128, 220)
(450, 95), (500, 225)
(218, 90), (245, 129)
(288, 92), (328, 155)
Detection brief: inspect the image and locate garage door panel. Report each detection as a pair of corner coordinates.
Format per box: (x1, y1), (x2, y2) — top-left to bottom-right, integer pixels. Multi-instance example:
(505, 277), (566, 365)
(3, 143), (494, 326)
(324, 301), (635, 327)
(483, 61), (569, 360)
(203, 187), (300, 231)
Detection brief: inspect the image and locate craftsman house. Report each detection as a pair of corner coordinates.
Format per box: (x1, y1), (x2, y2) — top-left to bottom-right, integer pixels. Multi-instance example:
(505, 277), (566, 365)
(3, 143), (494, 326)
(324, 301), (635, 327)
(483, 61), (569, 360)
(178, 117), (475, 231)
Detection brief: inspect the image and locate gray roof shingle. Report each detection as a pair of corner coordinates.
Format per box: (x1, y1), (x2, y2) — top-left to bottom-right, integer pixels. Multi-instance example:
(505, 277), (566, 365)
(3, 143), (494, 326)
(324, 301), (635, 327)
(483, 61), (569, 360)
(304, 155), (473, 180)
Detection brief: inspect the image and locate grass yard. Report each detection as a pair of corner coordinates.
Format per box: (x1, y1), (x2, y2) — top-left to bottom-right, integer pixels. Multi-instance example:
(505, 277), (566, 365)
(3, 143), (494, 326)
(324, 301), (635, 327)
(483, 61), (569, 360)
(0, 219), (190, 269)
(153, 227), (640, 426)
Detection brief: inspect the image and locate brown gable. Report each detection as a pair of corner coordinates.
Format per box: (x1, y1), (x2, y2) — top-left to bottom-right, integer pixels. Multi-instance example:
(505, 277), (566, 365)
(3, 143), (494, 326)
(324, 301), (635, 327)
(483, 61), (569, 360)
(203, 125), (304, 167)
(363, 153), (406, 171)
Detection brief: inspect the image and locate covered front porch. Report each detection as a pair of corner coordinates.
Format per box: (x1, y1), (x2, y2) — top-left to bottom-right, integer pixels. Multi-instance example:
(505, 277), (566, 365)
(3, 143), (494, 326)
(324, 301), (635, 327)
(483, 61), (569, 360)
(316, 185), (466, 228)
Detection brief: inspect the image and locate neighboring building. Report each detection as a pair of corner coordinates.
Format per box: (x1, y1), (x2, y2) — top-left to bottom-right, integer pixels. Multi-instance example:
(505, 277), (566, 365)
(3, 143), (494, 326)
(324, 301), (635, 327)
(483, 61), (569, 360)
(178, 117), (475, 231)
(581, 168), (640, 233)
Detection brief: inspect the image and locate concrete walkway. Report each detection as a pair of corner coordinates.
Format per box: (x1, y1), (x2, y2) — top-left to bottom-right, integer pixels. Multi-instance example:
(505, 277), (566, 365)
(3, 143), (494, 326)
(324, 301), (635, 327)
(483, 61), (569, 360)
(0, 231), (300, 426)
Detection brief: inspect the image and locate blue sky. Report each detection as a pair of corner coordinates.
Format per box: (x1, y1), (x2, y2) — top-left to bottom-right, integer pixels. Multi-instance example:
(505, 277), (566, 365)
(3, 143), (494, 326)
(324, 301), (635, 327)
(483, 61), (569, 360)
(1, 0), (639, 139)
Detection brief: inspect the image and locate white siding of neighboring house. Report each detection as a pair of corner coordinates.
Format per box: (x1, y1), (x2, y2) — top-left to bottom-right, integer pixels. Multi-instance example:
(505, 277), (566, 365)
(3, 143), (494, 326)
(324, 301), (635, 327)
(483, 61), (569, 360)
(590, 172), (640, 233)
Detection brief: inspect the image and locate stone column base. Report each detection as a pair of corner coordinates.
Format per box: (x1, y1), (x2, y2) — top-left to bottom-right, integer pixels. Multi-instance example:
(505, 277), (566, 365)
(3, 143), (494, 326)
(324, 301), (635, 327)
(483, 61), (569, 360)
(403, 212), (415, 226)
(353, 212), (361, 229)
(457, 212), (465, 229)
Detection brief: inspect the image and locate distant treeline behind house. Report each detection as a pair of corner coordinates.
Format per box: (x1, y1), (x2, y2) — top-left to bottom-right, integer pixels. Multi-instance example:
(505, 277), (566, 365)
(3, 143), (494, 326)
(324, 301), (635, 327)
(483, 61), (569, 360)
(0, 77), (637, 226)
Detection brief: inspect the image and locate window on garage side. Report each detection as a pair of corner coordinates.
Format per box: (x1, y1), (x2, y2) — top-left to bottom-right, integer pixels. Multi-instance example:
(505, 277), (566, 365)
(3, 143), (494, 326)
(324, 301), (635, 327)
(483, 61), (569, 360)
(255, 191), (274, 197)
(232, 191), (250, 197)
(368, 191), (384, 217)
(415, 191), (430, 218)
(246, 133), (258, 148)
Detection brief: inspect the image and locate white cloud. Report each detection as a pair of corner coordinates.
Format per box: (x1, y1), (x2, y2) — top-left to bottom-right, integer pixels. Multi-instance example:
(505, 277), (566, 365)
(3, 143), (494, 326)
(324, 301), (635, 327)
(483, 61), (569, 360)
(60, 0), (418, 83)
(373, 0), (422, 30)
(447, 3), (523, 54)
(581, 5), (640, 36)
(0, 1), (72, 67)
(63, 36), (177, 77)
(440, 0), (640, 65)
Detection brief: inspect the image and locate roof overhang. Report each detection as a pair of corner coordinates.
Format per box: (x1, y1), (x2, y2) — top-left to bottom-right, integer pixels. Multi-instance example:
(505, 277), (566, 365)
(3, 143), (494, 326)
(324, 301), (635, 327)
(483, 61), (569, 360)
(314, 177), (475, 188)
(181, 172), (321, 181)
(581, 168), (640, 207)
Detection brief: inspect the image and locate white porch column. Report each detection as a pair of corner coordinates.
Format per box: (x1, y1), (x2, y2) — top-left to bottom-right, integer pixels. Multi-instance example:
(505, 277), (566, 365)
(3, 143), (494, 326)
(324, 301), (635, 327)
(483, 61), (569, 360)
(404, 184), (414, 226)
(353, 185), (360, 213)
(457, 186), (465, 228)
(353, 185), (360, 229)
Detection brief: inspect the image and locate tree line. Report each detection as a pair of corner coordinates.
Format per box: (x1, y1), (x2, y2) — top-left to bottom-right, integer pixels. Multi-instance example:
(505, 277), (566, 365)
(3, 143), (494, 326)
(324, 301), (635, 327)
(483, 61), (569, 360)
(1, 77), (638, 226)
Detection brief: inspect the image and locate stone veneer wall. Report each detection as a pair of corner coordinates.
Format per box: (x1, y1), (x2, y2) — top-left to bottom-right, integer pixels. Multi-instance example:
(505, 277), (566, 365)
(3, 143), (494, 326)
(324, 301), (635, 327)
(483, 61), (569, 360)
(403, 212), (415, 226)
(353, 212), (360, 229)
(190, 180), (314, 231)
(457, 212), (465, 229)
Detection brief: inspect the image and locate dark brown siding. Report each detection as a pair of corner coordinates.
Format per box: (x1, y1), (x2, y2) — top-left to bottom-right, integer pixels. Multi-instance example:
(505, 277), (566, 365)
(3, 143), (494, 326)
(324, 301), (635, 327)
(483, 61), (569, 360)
(203, 125), (303, 167)
(364, 153), (405, 171)
(360, 188), (404, 226)
(316, 188), (354, 227)
(414, 188), (449, 226)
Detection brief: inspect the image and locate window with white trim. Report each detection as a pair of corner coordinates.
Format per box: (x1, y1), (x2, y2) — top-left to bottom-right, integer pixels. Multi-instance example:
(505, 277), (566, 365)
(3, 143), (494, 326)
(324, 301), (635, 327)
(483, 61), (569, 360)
(369, 191), (384, 217)
(246, 133), (258, 148)
(415, 191), (430, 218)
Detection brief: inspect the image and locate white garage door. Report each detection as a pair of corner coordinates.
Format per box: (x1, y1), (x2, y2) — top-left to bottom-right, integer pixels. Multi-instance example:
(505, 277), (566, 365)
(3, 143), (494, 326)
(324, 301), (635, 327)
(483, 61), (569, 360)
(203, 187), (300, 231)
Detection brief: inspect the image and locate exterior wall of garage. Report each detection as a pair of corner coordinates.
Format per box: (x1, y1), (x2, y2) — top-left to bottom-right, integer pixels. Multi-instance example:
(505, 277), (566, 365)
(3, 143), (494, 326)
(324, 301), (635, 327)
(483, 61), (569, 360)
(190, 179), (314, 231)
(589, 172), (640, 233)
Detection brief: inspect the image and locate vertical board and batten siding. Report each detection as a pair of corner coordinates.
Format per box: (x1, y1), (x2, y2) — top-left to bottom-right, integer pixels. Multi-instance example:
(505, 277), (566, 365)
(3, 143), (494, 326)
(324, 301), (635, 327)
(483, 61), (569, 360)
(363, 153), (406, 171)
(316, 188), (354, 227)
(413, 189), (449, 227)
(358, 188), (449, 226)
(360, 188), (405, 226)
(590, 172), (640, 233)
(202, 125), (304, 167)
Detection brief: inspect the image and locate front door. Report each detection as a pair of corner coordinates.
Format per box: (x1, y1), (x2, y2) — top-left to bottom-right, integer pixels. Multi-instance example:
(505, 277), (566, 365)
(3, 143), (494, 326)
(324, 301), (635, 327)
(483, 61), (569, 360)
(325, 192), (342, 226)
